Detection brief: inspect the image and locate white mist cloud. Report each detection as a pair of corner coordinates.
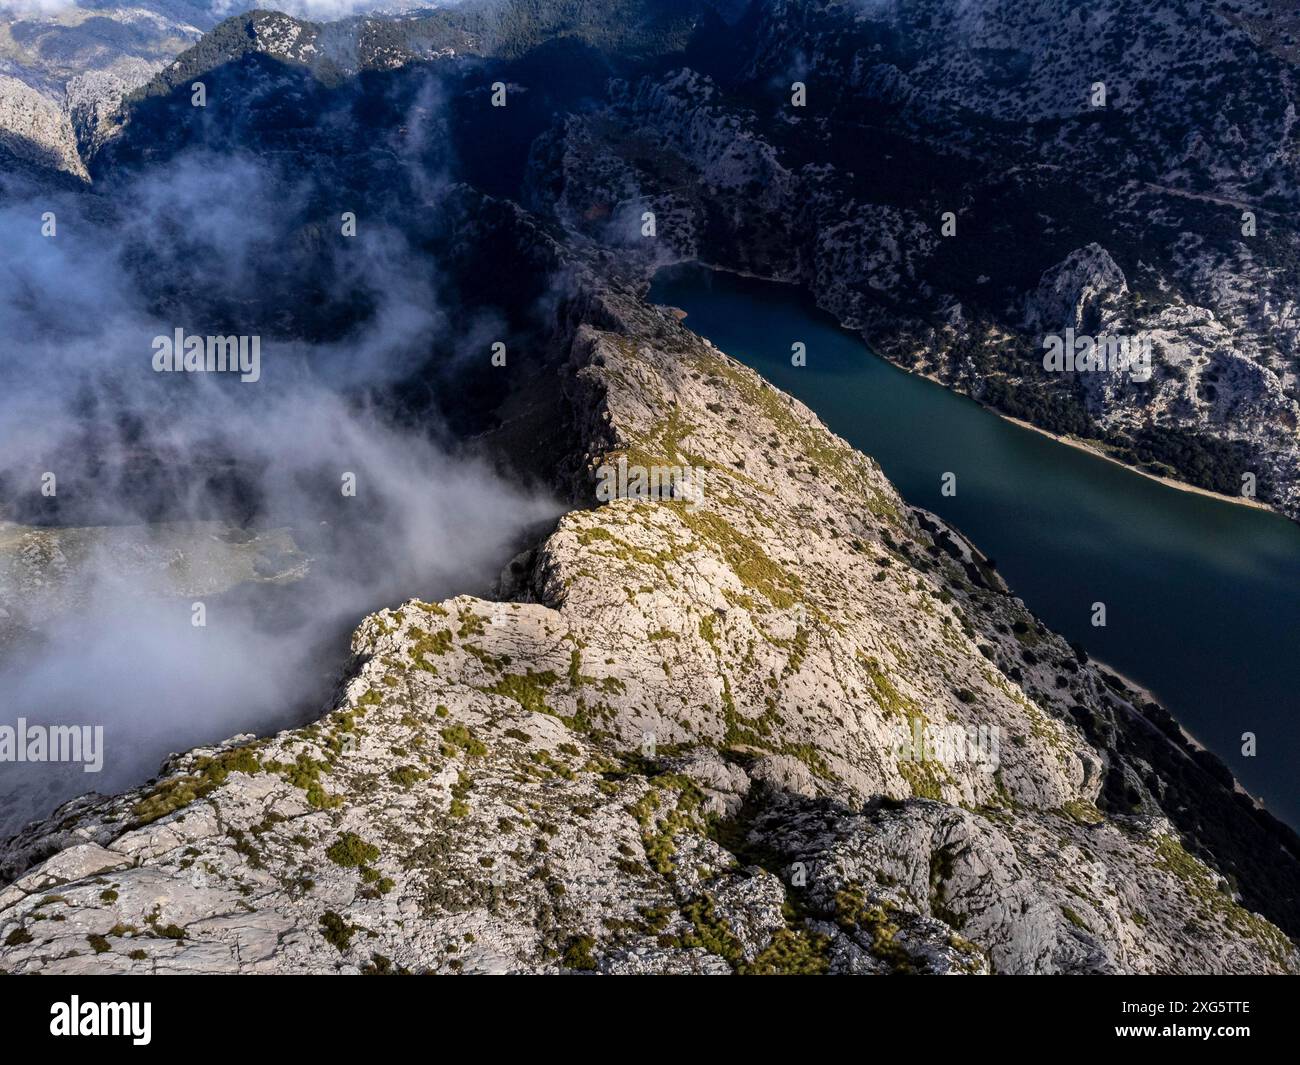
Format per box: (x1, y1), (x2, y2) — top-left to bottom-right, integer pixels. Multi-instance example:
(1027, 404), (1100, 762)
(0, 0), (78, 16)
(208, 0), (438, 19)
(0, 146), (559, 838)
(0, 1), (459, 24)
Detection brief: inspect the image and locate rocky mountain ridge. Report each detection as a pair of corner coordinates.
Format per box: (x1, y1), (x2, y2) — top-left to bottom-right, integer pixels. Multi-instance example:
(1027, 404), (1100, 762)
(0, 2), (212, 177)
(2, 0), (1297, 977)
(1, 228), (1296, 973)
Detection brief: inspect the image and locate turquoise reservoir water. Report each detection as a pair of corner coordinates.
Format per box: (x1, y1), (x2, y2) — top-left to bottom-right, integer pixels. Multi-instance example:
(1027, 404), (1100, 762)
(650, 264), (1300, 827)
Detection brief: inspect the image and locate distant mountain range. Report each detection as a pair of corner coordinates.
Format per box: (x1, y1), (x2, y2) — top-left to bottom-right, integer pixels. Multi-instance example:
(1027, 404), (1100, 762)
(8, 0), (1298, 518)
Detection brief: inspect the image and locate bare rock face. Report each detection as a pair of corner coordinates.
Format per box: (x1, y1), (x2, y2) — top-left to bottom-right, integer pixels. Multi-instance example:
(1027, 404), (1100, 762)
(0, 2), (207, 179)
(1, 283), (1293, 975)
(65, 59), (166, 159)
(1023, 245), (1129, 335)
(0, 74), (86, 179)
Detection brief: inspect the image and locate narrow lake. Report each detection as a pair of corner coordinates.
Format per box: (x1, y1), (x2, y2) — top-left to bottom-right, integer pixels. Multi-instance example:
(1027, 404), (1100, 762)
(650, 263), (1300, 828)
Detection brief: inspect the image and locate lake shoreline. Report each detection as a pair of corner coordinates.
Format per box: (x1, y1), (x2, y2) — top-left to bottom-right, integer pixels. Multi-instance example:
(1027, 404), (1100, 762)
(884, 359), (1279, 517)
(1088, 651), (1275, 818)
(993, 413), (1274, 515)
(657, 264), (1282, 521)
(652, 262), (1300, 829)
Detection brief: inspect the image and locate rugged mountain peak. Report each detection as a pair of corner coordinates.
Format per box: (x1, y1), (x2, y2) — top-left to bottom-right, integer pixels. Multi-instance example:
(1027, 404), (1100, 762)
(0, 2), (210, 179)
(133, 10), (326, 90)
(0, 73), (86, 179)
(1023, 244), (1129, 335)
(1, 0), (1297, 981)
(1, 272), (1294, 975)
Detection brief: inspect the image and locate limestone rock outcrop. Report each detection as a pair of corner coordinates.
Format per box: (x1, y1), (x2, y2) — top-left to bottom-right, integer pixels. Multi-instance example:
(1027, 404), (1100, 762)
(2, 281), (1293, 974)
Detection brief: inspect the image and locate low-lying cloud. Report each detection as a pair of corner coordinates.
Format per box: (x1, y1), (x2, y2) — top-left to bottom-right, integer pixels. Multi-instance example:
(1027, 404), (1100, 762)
(209, 0), (445, 19)
(0, 144), (558, 839)
(0, 1), (458, 23)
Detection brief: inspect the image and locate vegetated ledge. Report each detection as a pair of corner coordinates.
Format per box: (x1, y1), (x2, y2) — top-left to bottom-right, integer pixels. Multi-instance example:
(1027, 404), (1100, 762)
(0, 273), (1295, 974)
